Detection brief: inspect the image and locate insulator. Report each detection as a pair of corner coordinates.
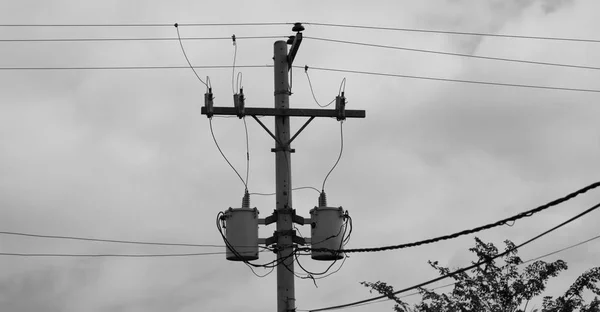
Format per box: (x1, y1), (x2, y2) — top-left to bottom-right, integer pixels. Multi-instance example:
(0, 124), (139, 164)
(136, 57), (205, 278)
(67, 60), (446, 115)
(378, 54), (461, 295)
(318, 191), (327, 207)
(242, 191), (250, 209)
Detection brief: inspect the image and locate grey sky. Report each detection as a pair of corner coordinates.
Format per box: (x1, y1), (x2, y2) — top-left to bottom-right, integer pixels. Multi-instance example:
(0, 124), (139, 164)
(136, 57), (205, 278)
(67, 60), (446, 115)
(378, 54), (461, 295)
(1, 0), (599, 311)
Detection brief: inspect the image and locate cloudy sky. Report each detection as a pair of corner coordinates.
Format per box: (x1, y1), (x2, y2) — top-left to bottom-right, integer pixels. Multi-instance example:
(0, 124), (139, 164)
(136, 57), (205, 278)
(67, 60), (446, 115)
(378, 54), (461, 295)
(1, 0), (599, 311)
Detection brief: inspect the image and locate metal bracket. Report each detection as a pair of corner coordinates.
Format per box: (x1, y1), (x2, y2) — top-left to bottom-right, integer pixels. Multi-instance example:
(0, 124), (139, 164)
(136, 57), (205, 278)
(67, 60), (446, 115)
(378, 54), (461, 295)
(262, 229), (307, 246)
(259, 209), (307, 226)
(287, 29), (303, 70)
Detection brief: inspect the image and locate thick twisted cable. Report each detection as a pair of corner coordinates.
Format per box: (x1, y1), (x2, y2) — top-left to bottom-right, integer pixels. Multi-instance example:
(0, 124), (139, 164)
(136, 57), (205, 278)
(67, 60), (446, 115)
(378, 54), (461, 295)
(306, 181), (600, 254)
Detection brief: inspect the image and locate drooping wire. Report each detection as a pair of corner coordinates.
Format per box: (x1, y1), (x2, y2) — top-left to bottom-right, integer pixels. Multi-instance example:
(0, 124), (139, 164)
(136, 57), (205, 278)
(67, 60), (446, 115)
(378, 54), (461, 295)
(174, 23), (208, 88)
(216, 212), (299, 278)
(294, 214), (352, 286)
(321, 121), (344, 192)
(308, 201), (600, 312)
(302, 181), (600, 254)
(209, 118), (247, 189)
(304, 65), (335, 108)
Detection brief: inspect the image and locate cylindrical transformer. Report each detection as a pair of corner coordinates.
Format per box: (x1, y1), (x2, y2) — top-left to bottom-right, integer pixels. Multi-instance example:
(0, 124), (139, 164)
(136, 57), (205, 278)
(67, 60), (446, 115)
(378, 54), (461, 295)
(310, 206), (345, 261)
(223, 207), (259, 261)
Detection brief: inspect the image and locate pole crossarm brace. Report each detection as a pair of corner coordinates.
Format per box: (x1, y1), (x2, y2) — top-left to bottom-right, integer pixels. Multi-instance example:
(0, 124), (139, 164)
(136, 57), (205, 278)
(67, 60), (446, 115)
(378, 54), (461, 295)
(288, 116), (314, 147)
(201, 107), (366, 118)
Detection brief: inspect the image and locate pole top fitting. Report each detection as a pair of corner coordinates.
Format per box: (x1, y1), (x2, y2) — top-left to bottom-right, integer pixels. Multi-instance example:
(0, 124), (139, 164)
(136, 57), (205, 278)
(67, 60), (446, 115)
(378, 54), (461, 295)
(292, 22), (305, 32)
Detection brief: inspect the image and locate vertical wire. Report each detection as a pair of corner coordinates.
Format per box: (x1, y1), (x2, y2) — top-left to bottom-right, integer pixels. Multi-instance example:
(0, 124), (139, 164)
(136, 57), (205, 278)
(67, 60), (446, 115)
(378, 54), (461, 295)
(321, 121), (344, 191)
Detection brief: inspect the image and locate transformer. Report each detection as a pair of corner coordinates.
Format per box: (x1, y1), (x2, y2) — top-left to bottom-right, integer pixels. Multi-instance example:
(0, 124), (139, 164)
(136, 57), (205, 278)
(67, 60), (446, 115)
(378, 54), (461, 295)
(310, 202), (346, 261)
(223, 206), (259, 261)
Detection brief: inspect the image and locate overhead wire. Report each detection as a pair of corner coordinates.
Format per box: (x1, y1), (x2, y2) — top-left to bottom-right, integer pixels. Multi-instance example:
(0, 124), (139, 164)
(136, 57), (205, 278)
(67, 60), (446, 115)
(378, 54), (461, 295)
(209, 118), (247, 189)
(305, 36), (600, 71)
(230, 34), (251, 192)
(304, 181), (600, 254)
(321, 116), (344, 192)
(0, 251), (228, 257)
(216, 212), (294, 278)
(174, 23), (208, 87)
(304, 65), (335, 108)
(0, 65), (273, 70)
(0, 36), (287, 42)
(308, 201), (600, 311)
(294, 65), (600, 94)
(303, 22), (600, 43)
(0, 22), (292, 27)
(387, 232), (600, 302)
(0, 230), (225, 248)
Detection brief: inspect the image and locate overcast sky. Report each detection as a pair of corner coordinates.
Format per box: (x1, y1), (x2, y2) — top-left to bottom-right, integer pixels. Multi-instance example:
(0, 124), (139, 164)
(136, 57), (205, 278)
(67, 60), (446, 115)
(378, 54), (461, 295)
(1, 0), (599, 311)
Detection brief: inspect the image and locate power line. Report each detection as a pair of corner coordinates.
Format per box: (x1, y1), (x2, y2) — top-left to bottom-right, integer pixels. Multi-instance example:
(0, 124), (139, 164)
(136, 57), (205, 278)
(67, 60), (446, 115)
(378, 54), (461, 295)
(0, 36), (286, 42)
(208, 118), (247, 190)
(322, 121), (344, 192)
(303, 22), (600, 44)
(303, 181), (600, 254)
(0, 230), (224, 248)
(304, 66), (335, 108)
(0, 251), (227, 257)
(522, 233), (600, 264)
(0, 65), (272, 71)
(295, 65), (600, 94)
(305, 36), (600, 71)
(175, 23), (208, 87)
(0, 22), (291, 27)
(308, 201), (600, 311)
(391, 232), (600, 301)
(301, 230), (600, 310)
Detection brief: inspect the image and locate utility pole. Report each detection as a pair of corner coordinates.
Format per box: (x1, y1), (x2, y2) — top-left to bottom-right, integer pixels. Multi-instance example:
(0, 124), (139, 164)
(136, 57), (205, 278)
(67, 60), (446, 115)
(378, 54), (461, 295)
(202, 23), (365, 312)
(273, 39), (295, 312)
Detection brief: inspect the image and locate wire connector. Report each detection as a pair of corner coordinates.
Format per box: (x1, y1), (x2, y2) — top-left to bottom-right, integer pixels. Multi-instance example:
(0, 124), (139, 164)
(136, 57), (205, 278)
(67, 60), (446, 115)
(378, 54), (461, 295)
(335, 92), (346, 121)
(234, 88), (245, 118)
(204, 88), (214, 118)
